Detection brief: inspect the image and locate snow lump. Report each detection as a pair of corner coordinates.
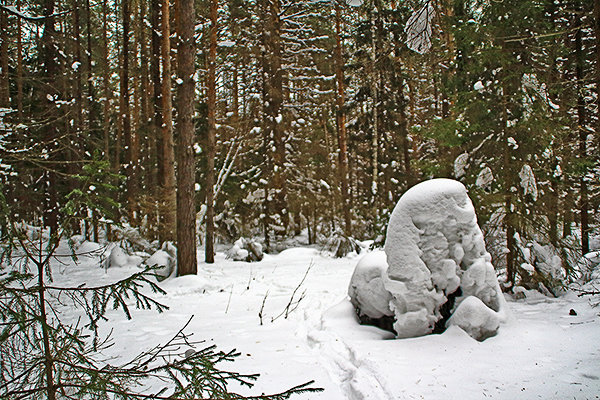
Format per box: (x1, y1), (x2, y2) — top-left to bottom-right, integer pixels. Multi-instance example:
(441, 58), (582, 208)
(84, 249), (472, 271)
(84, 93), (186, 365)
(349, 178), (506, 341)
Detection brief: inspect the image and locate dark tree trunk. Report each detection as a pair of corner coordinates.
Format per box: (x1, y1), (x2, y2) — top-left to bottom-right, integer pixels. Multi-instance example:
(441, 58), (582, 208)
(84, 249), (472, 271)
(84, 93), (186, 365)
(262, 0), (287, 242)
(205, 0), (217, 263)
(16, 0), (23, 117)
(121, 0), (138, 224)
(574, 5), (589, 255)
(150, 0), (162, 237)
(175, 0), (197, 275)
(41, 0), (59, 235)
(0, 3), (9, 107)
(102, 0), (111, 161)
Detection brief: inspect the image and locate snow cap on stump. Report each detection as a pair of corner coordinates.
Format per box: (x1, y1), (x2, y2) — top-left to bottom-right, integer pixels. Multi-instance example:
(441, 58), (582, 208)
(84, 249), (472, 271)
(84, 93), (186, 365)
(383, 178), (505, 339)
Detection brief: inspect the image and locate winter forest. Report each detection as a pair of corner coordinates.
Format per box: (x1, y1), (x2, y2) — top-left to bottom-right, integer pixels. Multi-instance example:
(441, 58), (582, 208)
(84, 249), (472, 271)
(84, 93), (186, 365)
(1, 0), (600, 399)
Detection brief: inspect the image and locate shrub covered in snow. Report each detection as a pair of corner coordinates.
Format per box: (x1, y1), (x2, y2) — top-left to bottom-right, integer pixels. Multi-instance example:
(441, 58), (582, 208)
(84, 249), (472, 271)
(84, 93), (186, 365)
(226, 238), (264, 262)
(350, 179), (507, 341)
(322, 231), (362, 258)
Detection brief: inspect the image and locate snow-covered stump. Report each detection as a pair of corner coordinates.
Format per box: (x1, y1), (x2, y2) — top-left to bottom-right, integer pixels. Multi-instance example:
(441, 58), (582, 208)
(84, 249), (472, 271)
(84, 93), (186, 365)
(383, 179), (506, 340)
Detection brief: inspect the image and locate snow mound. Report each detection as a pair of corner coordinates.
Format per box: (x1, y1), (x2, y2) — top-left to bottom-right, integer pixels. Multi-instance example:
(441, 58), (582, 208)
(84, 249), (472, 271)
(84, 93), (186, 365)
(146, 249), (176, 281)
(382, 178), (505, 339)
(447, 296), (500, 341)
(227, 238), (263, 262)
(104, 245), (143, 269)
(348, 250), (393, 319)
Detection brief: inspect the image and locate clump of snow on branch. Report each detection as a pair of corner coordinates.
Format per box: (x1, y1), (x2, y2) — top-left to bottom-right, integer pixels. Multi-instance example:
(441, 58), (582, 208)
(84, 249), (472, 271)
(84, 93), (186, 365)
(519, 164), (538, 201)
(476, 166), (493, 189)
(405, 2), (435, 54)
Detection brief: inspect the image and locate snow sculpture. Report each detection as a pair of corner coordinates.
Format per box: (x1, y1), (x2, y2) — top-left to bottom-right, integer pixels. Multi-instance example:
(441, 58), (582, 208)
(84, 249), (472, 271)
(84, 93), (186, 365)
(349, 179), (506, 341)
(383, 178), (505, 339)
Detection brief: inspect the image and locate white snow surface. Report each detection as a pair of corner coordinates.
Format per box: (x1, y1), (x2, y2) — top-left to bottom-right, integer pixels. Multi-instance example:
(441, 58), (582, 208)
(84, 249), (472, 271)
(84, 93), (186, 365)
(39, 238), (600, 400)
(384, 179), (506, 338)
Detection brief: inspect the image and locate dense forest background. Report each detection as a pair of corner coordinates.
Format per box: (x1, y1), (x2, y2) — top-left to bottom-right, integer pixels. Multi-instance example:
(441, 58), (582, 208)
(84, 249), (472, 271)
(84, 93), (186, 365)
(0, 0), (598, 287)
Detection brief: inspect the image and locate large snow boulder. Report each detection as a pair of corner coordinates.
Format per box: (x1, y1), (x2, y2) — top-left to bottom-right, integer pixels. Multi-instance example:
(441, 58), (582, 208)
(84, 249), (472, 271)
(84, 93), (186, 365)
(382, 178), (505, 339)
(348, 250), (393, 321)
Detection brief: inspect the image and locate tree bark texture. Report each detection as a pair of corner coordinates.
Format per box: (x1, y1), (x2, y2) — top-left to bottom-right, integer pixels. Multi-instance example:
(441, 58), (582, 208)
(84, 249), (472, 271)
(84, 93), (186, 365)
(334, 2), (352, 236)
(175, 0), (197, 275)
(0, 3), (9, 107)
(161, 0), (177, 242)
(205, 0), (217, 263)
(262, 0), (287, 240)
(574, 5), (589, 255)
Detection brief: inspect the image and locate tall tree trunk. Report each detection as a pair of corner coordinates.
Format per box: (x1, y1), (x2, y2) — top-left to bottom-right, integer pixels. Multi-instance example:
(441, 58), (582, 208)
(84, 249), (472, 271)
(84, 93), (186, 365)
(16, 0), (23, 117)
(370, 3), (378, 201)
(0, 3), (9, 107)
(175, 0), (197, 275)
(205, 0), (217, 263)
(85, 0), (94, 133)
(102, 0), (111, 161)
(150, 0), (162, 238)
(574, 5), (589, 255)
(161, 0), (176, 242)
(334, 2), (351, 236)
(262, 0), (286, 243)
(122, 0), (139, 224)
(42, 0), (59, 235)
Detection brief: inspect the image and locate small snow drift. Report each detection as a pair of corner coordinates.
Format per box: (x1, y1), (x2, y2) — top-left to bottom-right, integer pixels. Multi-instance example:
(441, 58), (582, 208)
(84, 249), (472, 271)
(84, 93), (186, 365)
(226, 238), (264, 262)
(383, 178), (505, 339)
(146, 242), (177, 281)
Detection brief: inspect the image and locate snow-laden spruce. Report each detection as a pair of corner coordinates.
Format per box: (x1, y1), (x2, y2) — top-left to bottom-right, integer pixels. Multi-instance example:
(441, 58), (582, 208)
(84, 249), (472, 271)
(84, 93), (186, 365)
(350, 179), (506, 341)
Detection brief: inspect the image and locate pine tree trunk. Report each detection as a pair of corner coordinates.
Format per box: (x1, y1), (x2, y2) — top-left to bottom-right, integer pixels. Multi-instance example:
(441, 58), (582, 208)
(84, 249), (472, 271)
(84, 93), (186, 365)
(175, 0), (197, 275)
(574, 5), (589, 255)
(0, 3), (10, 107)
(261, 0), (287, 242)
(334, 2), (351, 236)
(150, 0), (162, 237)
(205, 0), (217, 263)
(161, 0), (177, 242)
(370, 5), (378, 200)
(102, 0), (111, 161)
(16, 0), (23, 117)
(85, 0), (94, 133)
(42, 0), (59, 235)
(122, 0), (139, 224)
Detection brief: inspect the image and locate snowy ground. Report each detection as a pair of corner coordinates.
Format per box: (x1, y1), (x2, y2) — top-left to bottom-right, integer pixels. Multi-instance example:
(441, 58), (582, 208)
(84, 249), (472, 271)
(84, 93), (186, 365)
(53, 242), (600, 400)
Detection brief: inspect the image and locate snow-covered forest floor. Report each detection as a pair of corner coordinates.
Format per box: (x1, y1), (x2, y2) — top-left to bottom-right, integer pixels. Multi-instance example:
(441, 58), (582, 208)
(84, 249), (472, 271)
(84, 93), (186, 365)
(52, 239), (600, 400)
